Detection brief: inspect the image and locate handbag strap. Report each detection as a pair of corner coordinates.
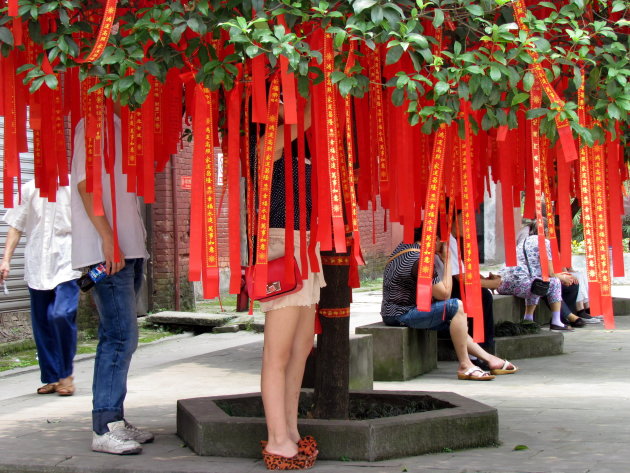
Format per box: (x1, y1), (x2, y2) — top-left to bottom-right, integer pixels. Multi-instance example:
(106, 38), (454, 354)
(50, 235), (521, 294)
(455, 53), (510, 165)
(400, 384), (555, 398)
(387, 247), (420, 265)
(521, 238), (534, 277)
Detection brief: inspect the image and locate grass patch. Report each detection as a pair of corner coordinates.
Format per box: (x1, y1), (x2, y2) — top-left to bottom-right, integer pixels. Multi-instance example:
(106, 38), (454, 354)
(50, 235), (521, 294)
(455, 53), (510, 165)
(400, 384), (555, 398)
(195, 293), (259, 314)
(353, 277), (383, 292)
(0, 321), (181, 373)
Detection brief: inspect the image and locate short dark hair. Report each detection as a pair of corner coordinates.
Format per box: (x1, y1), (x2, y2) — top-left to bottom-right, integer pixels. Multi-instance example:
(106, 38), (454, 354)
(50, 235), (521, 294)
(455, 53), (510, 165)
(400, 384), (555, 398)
(413, 226), (423, 242)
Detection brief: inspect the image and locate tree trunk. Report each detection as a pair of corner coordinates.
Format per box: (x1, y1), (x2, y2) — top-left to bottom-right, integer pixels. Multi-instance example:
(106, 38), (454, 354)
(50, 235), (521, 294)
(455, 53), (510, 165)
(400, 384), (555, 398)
(311, 251), (351, 419)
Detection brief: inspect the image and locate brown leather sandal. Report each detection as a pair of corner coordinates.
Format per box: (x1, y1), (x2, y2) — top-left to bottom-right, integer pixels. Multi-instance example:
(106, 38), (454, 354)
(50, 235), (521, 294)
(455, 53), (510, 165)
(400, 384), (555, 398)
(37, 383), (58, 394)
(262, 449), (315, 470)
(56, 376), (75, 396)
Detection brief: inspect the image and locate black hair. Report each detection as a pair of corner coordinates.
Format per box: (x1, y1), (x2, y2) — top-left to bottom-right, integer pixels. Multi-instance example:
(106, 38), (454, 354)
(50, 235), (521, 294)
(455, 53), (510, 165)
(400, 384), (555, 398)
(413, 226), (423, 242)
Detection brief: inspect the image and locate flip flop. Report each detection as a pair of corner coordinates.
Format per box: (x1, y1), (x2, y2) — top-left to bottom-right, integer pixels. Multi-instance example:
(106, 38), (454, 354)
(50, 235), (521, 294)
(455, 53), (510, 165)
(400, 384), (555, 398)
(490, 360), (519, 375)
(457, 367), (495, 381)
(37, 383), (58, 394)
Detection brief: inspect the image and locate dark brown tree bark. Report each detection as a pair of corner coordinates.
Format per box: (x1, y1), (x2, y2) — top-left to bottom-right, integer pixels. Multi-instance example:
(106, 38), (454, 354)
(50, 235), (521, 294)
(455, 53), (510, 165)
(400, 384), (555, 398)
(311, 251), (352, 419)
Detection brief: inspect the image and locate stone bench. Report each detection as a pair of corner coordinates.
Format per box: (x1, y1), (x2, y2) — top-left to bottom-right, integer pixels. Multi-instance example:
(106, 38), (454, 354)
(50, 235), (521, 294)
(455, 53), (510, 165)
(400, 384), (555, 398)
(355, 322), (436, 381)
(302, 334), (374, 390)
(492, 295), (630, 325)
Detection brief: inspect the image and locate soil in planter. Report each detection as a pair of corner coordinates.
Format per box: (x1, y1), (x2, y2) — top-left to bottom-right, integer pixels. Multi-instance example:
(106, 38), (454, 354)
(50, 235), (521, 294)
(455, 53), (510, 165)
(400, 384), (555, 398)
(215, 393), (454, 420)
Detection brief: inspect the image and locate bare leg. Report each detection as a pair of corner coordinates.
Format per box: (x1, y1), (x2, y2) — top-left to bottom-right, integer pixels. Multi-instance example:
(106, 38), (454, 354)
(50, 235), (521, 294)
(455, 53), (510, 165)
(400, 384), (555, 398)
(449, 301), (475, 374)
(524, 304), (536, 321)
(283, 304), (316, 444)
(468, 337), (517, 371)
(261, 306), (302, 457)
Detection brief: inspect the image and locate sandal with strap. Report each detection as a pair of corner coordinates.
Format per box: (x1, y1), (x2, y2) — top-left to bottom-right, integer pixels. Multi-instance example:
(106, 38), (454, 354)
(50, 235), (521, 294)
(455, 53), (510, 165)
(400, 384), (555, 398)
(457, 367), (495, 381)
(262, 449), (315, 470)
(56, 376), (75, 396)
(36, 383), (58, 395)
(490, 359), (519, 375)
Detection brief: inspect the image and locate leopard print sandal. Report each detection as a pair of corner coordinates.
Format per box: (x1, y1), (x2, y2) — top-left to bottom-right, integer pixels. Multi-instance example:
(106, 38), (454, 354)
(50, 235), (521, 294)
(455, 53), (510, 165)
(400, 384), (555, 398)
(261, 436), (318, 457)
(262, 450), (315, 470)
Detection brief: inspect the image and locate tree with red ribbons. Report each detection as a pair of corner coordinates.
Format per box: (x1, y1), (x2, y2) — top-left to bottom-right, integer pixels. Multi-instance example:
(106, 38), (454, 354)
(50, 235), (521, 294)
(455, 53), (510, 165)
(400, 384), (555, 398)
(0, 0), (628, 419)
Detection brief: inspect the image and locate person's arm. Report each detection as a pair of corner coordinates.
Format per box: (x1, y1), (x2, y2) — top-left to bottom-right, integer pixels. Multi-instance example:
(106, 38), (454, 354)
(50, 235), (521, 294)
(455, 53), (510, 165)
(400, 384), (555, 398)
(480, 273), (502, 290)
(0, 227), (23, 282)
(432, 242), (453, 300)
(77, 179), (125, 275)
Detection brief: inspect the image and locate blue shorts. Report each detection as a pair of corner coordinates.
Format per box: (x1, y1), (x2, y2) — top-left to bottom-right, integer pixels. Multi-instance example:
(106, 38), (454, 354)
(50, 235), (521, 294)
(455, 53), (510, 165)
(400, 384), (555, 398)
(385, 299), (460, 331)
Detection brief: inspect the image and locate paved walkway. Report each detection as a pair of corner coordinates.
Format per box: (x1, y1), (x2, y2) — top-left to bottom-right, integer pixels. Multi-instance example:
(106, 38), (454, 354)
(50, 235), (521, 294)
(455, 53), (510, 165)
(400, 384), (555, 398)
(1, 287), (629, 473)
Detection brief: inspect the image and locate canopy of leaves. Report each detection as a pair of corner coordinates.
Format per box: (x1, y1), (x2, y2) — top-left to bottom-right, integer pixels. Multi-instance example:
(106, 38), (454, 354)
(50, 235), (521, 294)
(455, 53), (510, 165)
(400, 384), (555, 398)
(0, 0), (628, 147)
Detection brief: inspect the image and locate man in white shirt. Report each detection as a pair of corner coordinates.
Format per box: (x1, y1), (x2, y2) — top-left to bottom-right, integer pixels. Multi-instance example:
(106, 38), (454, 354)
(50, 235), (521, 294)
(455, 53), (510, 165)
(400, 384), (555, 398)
(1, 178), (81, 396)
(71, 111), (152, 455)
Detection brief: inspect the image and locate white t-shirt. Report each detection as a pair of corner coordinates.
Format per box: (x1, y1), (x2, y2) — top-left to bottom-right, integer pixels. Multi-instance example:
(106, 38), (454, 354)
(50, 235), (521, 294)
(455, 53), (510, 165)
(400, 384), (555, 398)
(3, 179), (81, 290)
(70, 117), (149, 269)
(434, 235), (461, 280)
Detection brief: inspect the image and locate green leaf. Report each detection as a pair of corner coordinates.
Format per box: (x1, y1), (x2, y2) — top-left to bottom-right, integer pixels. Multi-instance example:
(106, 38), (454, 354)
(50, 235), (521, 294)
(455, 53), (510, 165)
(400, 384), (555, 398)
(43, 74), (59, 90)
(513, 445), (529, 451)
(465, 4), (484, 17)
(433, 9), (444, 28)
(526, 108), (548, 119)
(338, 77), (354, 97)
(511, 93), (529, 106)
(392, 88), (404, 106)
(522, 72), (534, 92)
(371, 6), (384, 24)
(385, 45), (404, 65)
(39, 2), (59, 14)
(0, 27), (14, 46)
(607, 103), (621, 120)
(434, 81), (450, 96)
(533, 38), (551, 54)
(352, 0), (377, 14)
(489, 65), (501, 82)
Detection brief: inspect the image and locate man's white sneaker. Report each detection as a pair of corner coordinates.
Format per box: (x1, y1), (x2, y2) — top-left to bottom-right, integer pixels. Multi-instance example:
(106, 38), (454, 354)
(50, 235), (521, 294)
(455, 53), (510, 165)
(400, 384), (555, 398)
(92, 421), (142, 455)
(123, 420), (155, 444)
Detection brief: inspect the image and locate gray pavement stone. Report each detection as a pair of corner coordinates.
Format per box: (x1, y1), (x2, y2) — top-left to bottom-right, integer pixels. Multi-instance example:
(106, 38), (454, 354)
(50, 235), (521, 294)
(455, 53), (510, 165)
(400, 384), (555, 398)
(0, 289), (629, 472)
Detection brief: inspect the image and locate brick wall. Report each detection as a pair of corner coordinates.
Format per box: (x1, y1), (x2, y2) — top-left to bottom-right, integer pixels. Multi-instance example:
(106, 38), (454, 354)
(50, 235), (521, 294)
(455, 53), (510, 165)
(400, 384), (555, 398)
(150, 139), (196, 312)
(356, 196), (394, 281)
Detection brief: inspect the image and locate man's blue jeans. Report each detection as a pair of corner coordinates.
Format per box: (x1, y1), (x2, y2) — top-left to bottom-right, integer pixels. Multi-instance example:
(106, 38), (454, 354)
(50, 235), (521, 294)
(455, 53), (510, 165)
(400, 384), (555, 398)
(92, 258), (143, 434)
(28, 280), (79, 384)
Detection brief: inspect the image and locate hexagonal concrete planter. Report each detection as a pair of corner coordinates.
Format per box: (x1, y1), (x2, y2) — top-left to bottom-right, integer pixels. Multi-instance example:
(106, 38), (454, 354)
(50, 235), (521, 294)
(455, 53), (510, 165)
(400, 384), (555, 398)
(177, 390), (498, 461)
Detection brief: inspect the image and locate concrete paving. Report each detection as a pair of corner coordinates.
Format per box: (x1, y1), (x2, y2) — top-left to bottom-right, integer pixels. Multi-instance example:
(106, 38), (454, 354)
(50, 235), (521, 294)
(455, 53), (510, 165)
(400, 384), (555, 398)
(1, 286), (629, 473)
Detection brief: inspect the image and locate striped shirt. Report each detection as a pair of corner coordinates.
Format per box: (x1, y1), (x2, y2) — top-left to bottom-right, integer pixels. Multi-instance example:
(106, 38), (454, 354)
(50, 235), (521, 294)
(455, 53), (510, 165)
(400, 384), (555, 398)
(381, 242), (439, 320)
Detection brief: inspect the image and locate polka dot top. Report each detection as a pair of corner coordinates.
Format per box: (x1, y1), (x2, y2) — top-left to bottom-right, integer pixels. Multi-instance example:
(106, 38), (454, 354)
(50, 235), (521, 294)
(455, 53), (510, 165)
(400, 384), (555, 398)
(269, 156), (312, 230)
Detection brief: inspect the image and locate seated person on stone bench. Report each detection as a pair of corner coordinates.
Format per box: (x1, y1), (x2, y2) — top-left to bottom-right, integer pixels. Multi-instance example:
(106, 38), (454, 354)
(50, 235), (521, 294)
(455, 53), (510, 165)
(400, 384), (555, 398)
(434, 209), (500, 355)
(499, 220), (586, 331)
(381, 227), (518, 381)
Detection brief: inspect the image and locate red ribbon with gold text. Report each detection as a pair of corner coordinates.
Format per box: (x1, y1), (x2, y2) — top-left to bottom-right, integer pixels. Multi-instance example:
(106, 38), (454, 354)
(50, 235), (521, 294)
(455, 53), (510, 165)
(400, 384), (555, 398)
(75, 0), (118, 64)
(416, 125), (447, 312)
(576, 82), (604, 324)
(459, 102), (484, 343)
(590, 127), (614, 326)
(512, 0), (577, 163)
(323, 33), (347, 254)
(529, 81), (550, 281)
(252, 75), (281, 299)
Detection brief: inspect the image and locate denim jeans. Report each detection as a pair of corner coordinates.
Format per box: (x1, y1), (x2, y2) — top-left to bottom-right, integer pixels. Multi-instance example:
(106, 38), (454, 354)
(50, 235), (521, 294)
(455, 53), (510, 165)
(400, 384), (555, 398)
(28, 279), (79, 384)
(384, 298), (460, 331)
(92, 258), (143, 434)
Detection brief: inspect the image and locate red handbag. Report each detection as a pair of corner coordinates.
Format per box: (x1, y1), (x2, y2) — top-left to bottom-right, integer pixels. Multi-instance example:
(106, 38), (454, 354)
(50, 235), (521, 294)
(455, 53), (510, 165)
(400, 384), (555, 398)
(245, 256), (303, 302)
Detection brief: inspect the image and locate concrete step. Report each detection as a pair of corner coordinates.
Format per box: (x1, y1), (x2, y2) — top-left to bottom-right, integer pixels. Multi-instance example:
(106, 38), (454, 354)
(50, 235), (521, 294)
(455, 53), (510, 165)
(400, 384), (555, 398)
(145, 311), (237, 331)
(355, 322), (436, 381)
